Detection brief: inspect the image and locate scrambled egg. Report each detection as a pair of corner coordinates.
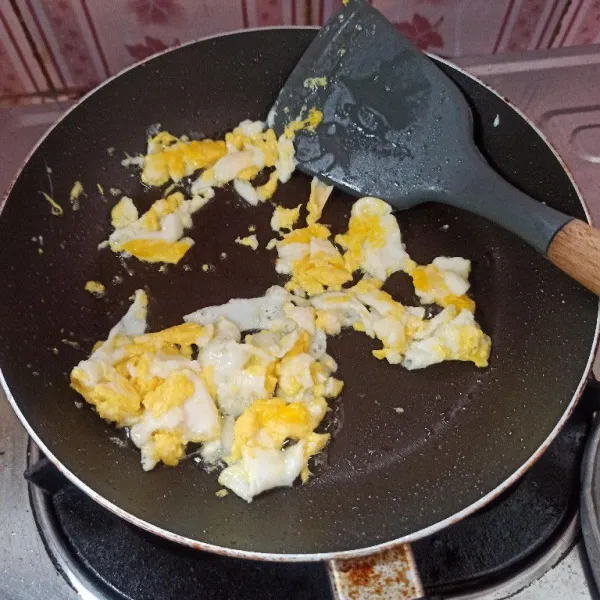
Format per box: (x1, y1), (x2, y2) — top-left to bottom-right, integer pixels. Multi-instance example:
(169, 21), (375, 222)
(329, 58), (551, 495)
(187, 118), (303, 206)
(402, 306), (491, 370)
(270, 178), (353, 296)
(84, 280), (105, 296)
(283, 107), (323, 139)
(308, 279), (490, 369)
(304, 76), (328, 90)
(275, 223), (353, 296)
(114, 112), (324, 265)
(264, 184), (488, 369)
(271, 205), (301, 232)
(75, 107), (492, 503)
(408, 256), (476, 313)
(335, 197), (411, 280)
(306, 177), (333, 225)
(72, 287), (342, 501)
(70, 181), (84, 211)
(104, 191), (213, 264)
(141, 131), (227, 187)
(235, 235), (258, 250)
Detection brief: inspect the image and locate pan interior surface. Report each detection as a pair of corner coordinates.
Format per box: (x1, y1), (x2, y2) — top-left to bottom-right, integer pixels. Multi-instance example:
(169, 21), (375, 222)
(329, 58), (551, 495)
(0, 29), (596, 557)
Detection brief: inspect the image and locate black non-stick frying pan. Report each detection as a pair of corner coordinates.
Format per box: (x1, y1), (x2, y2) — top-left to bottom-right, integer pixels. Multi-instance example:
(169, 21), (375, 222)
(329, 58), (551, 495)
(0, 28), (598, 569)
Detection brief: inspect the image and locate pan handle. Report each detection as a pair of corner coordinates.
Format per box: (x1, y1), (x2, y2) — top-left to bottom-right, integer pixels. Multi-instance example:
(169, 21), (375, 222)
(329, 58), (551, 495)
(547, 219), (600, 297)
(327, 543), (425, 599)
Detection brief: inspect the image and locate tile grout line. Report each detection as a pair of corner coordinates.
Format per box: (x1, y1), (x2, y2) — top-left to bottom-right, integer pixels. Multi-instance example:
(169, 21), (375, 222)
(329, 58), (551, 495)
(8, 0), (55, 95)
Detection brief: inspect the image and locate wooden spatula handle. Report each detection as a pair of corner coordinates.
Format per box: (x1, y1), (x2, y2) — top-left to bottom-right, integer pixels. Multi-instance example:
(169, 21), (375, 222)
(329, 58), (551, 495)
(547, 219), (600, 296)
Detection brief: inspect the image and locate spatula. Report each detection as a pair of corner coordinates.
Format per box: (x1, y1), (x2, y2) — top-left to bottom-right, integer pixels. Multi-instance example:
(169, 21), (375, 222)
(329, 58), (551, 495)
(268, 0), (600, 296)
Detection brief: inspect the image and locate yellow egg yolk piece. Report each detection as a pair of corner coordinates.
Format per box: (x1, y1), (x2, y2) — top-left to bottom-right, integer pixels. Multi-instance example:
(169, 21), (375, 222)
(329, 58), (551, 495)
(143, 373), (194, 418)
(84, 280), (105, 296)
(69, 181), (84, 210)
(229, 397), (315, 461)
(458, 326), (491, 368)
(151, 429), (186, 466)
(271, 204), (301, 232)
(287, 250), (352, 296)
(306, 177), (333, 225)
(284, 107), (324, 139)
(111, 196), (138, 228)
(71, 368), (142, 426)
(133, 322), (208, 349)
(335, 211), (387, 273)
(257, 171), (279, 201)
(303, 76), (328, 90)
(278, 223), (331, 245)
(235, 235), (259, 250)
(120, 238), (193, 264)
(236, 165), (261, 181)
(142, 135), (227, 187)
(409, 264), (476, 313)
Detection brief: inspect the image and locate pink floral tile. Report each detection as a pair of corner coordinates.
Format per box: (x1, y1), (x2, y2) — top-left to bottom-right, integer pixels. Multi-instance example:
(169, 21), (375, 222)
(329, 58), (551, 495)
(0, 4), (50, 99)
(553, 0), (600, 47)
(14, 0), (109, 91)
(2, 0), (600, 104)
(373, 0), (571, 57)
(14, 0), (308, 87)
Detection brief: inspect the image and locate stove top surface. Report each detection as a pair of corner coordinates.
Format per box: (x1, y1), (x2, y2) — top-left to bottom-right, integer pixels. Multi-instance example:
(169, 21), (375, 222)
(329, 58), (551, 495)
(23, 398), (592, 600)
(3, 45), (600, 600)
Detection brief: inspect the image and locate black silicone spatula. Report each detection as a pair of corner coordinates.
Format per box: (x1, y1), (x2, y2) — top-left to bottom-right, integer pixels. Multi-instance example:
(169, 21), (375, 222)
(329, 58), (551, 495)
(269, 0), (600, 296)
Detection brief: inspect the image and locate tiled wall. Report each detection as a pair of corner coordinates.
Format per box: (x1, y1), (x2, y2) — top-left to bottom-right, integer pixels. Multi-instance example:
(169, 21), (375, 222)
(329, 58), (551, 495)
(1, 0), (599, 105)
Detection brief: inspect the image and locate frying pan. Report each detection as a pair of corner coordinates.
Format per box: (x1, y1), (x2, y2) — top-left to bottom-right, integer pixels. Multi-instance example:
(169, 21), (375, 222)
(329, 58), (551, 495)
(0, 27), (598, 597)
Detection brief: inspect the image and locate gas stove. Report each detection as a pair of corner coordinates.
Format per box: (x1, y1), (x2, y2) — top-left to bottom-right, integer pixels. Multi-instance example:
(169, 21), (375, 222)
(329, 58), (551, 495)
(2, 45), (600, 600)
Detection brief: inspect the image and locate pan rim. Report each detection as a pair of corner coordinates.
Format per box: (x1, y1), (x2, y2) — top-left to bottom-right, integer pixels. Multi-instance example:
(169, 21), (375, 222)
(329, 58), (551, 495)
(1, 26), (599, 562)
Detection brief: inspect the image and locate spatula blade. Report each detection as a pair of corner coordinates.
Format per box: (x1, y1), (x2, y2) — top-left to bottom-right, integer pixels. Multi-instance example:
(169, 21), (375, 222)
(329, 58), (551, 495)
(268, 0), (472, 208)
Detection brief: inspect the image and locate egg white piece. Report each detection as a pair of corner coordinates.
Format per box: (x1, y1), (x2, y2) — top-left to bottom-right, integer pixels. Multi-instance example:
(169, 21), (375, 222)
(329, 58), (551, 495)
(182, 373), (221, 442)
(236, 119), (265, 138)
(336, 197), (411, 281)
(309, 328), (328, 359)
(106, 191), (213, 254)
(184, 286), (293, 331)
(275, 134), (296, 183)
(356, 197), (410, 279)
(217, 442), (305, 503)
(147, 354), (201, 378)
(245, 328), (301, 359)
(233, 179), (261, 206)
(275, 242), (310, 275)
(112, 289), (148, 337)
(126, 371), (220, 471)
(309, 291), (372, 335)
(416, 256), (472, 304)
(283, 303), (316, 334)
(74, 290), (148, 387)
(403, 308), (489, 370)
(199, 338), (273, 417)
(130, 407), (187, 471)
(213, 150), (259, 183)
